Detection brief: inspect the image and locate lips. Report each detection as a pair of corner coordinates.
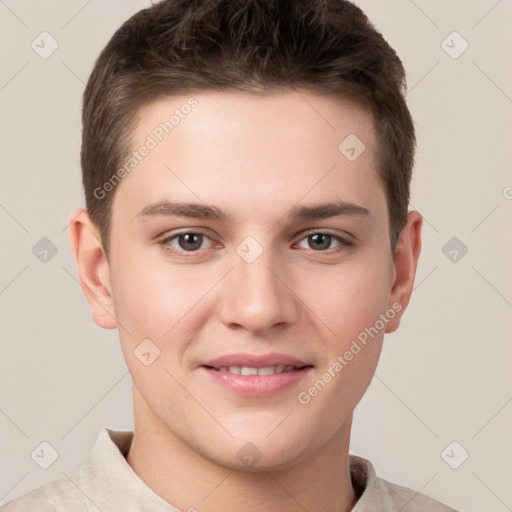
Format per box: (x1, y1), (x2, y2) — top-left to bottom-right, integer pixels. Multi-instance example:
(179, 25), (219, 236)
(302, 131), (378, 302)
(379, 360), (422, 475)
(199, 352), (314, 397)
(201, 352), (313, 370)
(201, 364), (312, 396)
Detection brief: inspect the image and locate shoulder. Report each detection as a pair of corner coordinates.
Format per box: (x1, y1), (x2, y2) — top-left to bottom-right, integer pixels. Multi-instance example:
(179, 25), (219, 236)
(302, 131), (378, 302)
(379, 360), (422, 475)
(375, 476), (459, 512)
(350, 455), (459, 512)
(0, 475), (86, 512)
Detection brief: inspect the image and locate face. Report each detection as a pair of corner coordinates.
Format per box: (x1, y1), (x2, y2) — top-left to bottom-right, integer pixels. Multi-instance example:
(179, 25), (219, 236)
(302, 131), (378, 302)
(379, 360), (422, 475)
(85, 91), (413, 470)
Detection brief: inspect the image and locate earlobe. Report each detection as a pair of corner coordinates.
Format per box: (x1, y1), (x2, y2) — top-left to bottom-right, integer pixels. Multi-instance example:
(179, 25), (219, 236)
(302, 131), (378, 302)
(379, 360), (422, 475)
(384, 210), (422, 333)
(69, 209), (118, 330)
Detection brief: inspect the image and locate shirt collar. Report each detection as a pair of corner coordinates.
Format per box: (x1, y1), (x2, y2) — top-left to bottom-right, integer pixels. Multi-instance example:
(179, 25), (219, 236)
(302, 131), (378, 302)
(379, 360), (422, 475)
(78, 428), (180, 512)
(77, 427), (382, 512)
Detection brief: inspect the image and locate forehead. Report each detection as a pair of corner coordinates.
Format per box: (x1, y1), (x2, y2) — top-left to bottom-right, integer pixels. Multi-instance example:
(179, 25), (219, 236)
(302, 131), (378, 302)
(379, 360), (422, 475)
(133, 89), (375, 152)
(112, 90), (385, 226)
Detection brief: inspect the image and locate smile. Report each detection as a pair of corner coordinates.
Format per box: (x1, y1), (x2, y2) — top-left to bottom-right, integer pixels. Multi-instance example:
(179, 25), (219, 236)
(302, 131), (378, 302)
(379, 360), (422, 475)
(200, 364), (313, 397)
(208, 364), (301, 375)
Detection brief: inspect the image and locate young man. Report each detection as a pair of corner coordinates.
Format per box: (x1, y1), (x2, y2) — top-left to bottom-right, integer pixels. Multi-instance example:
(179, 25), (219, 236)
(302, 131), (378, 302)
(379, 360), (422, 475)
(2, 0), (458, 511)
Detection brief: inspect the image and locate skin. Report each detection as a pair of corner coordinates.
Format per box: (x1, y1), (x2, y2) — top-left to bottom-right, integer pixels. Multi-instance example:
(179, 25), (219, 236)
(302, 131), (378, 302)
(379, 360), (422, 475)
(70, 90), (422, 512)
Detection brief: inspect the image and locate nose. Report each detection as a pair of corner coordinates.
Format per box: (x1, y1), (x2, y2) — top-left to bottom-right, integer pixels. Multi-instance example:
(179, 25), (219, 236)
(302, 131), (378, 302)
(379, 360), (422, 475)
(217, 245), (299, 335)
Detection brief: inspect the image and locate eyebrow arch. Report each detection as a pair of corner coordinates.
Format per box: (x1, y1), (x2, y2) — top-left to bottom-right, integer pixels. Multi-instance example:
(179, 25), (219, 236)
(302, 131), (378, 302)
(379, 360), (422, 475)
(285, 201), (371, 220)
(136, 201), (228, 221)
(136, 200), (371, 222)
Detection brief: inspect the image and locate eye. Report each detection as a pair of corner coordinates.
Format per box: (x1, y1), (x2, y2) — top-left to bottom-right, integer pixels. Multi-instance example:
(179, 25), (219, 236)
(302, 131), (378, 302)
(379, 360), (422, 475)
(296, 232), (351, 252)
(159, 229), (351, 256)
(162, 231), (214, 252)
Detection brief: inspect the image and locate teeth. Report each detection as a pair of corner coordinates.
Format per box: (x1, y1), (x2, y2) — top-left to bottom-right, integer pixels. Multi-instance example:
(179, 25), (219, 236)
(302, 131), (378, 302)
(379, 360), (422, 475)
(257, 366), (275, 375)
(241, 367), (258, 376)
(214, 365), (299, 375)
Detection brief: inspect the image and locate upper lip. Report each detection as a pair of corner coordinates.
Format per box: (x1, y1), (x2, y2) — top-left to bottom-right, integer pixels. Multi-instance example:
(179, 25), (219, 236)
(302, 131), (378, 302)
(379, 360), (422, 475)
(201, 352), (313, 369)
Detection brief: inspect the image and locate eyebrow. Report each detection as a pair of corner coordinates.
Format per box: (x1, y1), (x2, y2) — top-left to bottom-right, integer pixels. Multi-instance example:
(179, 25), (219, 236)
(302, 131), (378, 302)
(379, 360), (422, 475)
(136, 200), (371, 222)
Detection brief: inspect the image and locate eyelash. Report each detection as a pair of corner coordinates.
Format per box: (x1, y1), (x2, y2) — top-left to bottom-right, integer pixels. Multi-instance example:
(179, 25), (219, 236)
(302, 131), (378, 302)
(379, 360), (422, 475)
(159, 229), (353, 256)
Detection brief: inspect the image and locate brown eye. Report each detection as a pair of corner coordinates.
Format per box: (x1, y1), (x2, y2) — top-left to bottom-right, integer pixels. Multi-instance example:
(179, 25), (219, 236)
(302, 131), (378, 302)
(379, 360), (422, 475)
(296, 232), (352, 252)
(163, 232), (212, 252)
(177, 233), (203, 251)
(308, 233), (332, 250)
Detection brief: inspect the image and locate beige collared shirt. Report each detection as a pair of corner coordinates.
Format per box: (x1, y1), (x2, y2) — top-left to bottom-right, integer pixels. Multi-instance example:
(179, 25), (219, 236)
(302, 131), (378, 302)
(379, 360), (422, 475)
(1, 428), (458, 511)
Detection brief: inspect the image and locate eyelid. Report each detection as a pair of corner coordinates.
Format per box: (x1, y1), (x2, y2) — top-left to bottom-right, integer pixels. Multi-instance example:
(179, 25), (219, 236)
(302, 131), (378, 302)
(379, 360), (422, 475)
(161, 227), (213, 240)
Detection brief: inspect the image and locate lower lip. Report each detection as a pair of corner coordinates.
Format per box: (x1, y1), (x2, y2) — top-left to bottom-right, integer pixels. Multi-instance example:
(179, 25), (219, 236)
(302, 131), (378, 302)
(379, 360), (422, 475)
(200, 366), (313, 397)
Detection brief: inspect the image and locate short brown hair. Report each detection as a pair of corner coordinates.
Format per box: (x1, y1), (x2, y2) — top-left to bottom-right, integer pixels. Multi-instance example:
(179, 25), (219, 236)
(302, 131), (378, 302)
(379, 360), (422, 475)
(81, 0), (415, 258)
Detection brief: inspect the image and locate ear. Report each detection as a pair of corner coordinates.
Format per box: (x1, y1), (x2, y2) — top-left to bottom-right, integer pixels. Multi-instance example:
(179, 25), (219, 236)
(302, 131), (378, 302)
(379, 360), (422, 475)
(69, 209), (118, 329)
(384, 210), (422, 333)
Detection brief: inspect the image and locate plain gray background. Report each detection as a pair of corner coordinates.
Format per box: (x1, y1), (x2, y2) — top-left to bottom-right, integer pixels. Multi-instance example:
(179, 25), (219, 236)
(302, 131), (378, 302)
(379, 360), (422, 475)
(1, 1), (511, 510)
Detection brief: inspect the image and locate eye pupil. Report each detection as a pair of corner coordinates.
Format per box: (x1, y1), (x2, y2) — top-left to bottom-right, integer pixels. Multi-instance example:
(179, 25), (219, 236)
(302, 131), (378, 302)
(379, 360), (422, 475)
(309, 233), (331, 250)
(179, 233), (202, 251)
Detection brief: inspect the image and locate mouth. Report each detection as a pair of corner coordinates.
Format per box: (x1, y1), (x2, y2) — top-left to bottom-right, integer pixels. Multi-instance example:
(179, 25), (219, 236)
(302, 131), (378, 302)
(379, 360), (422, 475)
(202, 364), (312, 375)
(198, 353), (314, 397)
(200, 352), (313, 370)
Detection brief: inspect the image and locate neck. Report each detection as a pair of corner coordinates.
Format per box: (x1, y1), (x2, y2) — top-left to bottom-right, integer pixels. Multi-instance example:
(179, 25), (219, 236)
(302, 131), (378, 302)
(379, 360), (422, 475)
(126, 392), (358, 512)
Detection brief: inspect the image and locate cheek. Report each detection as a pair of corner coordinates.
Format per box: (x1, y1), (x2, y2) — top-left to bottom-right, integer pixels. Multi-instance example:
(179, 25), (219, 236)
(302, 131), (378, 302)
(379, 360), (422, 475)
(298, 254), (391, 344)
(109, 255), (208, 396)
(110, 250), (222, 342)
(294, 261), (388, 428)
(108, 248), (173, 341)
